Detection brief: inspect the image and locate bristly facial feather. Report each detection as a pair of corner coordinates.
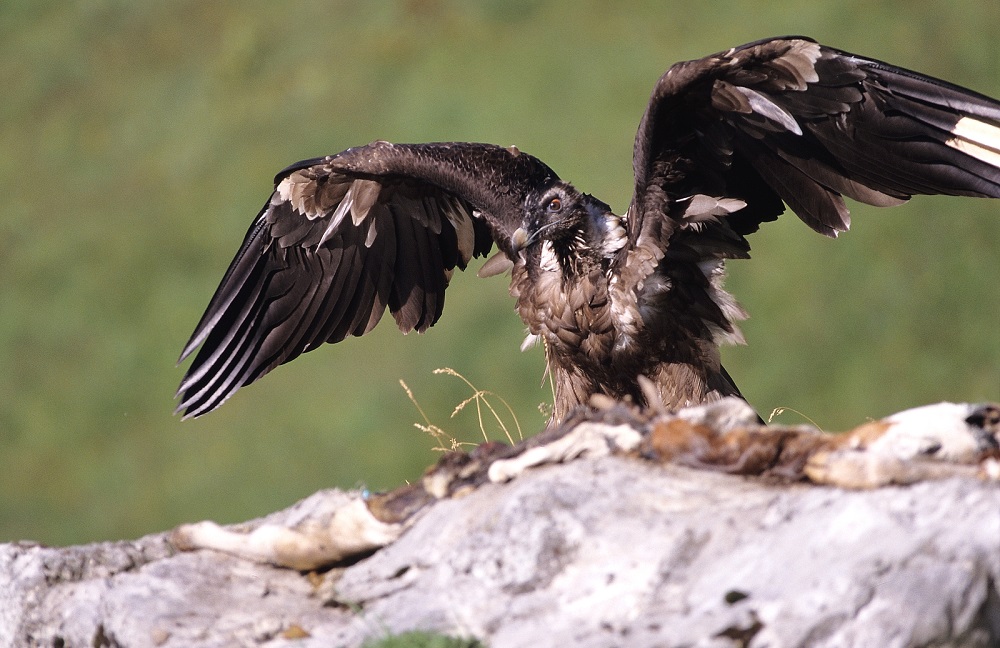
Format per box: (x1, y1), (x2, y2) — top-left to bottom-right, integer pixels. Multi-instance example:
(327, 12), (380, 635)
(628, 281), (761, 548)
(518, 181), (626, 278)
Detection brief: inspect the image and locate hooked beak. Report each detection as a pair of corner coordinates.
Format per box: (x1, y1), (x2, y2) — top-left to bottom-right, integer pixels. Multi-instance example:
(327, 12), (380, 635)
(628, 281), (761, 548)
(511, 227), (529, 251)
(512, 220), (564, 252)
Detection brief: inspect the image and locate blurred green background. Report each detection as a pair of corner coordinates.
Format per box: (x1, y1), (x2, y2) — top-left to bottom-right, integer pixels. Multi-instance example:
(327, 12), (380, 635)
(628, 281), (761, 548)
(2, 0), (997, 546)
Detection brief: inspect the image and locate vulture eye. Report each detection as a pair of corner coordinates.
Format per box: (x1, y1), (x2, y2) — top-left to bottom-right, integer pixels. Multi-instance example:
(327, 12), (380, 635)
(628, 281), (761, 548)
(546, 197), (562, 213)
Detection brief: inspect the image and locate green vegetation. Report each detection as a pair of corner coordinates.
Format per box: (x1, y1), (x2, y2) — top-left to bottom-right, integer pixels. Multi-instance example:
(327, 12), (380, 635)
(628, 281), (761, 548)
(362, 630), (484, 648)
(2, 0), (997, 545)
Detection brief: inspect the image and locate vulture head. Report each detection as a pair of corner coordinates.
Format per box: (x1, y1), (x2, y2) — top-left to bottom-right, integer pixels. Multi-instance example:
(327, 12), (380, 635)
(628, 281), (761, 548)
(515, 181), (625, 276)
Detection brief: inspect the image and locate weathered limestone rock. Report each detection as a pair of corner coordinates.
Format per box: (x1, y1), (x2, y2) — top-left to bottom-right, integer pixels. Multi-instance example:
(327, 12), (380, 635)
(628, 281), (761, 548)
(3, 456), (998, 647)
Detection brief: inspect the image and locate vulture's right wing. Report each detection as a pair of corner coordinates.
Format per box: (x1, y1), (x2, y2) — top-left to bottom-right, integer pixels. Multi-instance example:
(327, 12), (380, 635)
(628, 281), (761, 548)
(176, 142), (558, 418)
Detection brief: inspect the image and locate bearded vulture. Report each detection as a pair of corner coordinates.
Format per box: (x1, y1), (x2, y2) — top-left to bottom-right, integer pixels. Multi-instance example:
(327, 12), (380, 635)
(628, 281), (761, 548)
(176, 37), (1000, 422)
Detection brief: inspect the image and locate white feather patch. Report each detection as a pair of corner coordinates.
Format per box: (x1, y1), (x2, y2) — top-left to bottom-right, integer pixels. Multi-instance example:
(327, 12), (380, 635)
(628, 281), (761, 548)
(775, 40), (821, 87)
(319, 191), (354, 246)
(364, 212), (378, 247)
(539, 240), (560, 273)
(601, 214), (628, 256)
(735, 86), (802, 135)
(682, 195), (748, 220)
(478, 251), (514, 278)
(276, 174), (320, 217)
(442, 198), (475, 263)
(349, 179), (382, 225)
(947, 117), (1000, 168)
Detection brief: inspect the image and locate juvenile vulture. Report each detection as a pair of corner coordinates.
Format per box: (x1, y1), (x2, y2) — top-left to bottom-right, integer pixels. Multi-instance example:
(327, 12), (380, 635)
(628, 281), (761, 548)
(176, 37), (1000, 422)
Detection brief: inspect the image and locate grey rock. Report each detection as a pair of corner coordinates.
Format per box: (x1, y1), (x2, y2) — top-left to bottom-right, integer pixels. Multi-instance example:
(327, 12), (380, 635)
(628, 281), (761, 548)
(2, 458), (998, 647)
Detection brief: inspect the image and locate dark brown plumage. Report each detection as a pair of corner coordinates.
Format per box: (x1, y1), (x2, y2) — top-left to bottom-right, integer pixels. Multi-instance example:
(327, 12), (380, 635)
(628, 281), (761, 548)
(177, 37), (1000, 421)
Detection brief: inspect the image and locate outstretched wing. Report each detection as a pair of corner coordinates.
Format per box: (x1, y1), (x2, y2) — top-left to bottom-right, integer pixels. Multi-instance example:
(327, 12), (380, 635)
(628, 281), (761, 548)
(628, 36), (1000, 255)
(177, 141), (557, 418)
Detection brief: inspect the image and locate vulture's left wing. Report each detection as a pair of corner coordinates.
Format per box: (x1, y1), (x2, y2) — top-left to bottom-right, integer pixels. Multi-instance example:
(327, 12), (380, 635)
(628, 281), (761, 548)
(177, 142), (557, 418)
(627, 36), (1000, 257)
